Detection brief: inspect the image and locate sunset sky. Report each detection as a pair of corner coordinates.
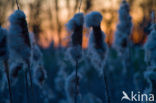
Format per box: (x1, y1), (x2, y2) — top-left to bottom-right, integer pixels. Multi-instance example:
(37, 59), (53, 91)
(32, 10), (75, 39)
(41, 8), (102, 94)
(1, 0), (156, 48)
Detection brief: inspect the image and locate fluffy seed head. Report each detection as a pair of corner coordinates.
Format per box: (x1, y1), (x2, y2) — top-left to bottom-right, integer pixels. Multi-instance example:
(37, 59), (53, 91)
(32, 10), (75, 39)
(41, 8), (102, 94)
(66, 13), (84, 47)
(8, 10), (31, 61)
(85, 11), (103, 28)
(114, 0), (132, 52)
(66, 13), (84, 32)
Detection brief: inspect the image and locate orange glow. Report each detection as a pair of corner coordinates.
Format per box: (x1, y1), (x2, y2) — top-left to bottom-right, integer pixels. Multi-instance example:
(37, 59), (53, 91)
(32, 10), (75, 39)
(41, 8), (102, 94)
(3, 0), (153, 48)
(131, 27), (147, 44)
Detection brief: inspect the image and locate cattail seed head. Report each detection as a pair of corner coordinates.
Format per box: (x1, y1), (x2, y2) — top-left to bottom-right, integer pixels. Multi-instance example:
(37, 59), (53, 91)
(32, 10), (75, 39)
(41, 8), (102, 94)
(85, 11), (107, 75)
(66, 13), (84, 62)
(8, 10), (31, 62)
(114, 0), (132, 52)
(85, 11), (107, 53)
(85, 11), (103, 28)
(66, 13), (84, 47)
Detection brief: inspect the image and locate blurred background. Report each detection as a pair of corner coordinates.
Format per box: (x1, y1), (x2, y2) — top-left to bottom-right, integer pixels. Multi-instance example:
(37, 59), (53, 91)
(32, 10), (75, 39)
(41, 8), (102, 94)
(0, 0), (156, 48)
(1, 0), (156, 103)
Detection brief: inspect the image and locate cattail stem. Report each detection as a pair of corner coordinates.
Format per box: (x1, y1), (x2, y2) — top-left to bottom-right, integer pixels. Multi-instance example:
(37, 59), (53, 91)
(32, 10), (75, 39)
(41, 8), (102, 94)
(4, 60), (13, 103)
(26, 60), (35, 102)
(27, 63), (33, 90)
(103, 69), (111, 103)
(74, 59), (79, 103)
(25, 60), (33, 90)
(16, 0), (20, 10)
(25, 71), (30, 103)
(78, 0), (82, 12)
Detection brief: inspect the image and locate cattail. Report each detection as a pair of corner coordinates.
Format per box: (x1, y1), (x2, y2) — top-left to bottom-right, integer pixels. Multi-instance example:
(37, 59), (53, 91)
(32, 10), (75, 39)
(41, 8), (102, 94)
(65, 72), (81, 103)
(8, 10), (32, 77)
(0, 26), (13, 103)
(85, 11), (110, 103)
(144, 12), (156, 95)
(113, 0), (133, 77)
(85, 11), (107, 74)
(8, 10), (31, 62)
(114, 0), (132, 54)
(66, 13), (84, 61)
(66, 12), (84, 103)
(8, 10), (33, 102)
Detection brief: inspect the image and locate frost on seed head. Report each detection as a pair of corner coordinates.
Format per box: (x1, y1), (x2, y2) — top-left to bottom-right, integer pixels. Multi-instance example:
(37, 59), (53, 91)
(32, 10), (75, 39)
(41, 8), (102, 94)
(9, 10), (26, 24)
(66, 13), (84, 32)
(85, 11), (107, 52)
(85, 11), (103, 28)
(8, 10), (31, 62)
(66, 13), (84, 47)
(0, 26), (8, 61)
